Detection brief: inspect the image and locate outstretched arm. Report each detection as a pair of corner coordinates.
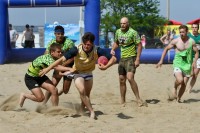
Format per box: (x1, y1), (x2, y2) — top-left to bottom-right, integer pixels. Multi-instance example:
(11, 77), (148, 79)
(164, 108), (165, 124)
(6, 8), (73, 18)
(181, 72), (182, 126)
(156, 40), (175, 68)
(39, 56), (66, 77)
(39, 46), (78, 76)
(110, 42), (119, 56)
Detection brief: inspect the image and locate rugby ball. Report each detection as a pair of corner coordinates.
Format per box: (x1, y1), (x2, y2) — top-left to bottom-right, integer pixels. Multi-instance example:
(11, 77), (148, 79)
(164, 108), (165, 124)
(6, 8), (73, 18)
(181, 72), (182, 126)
(98, 56), (108, 65)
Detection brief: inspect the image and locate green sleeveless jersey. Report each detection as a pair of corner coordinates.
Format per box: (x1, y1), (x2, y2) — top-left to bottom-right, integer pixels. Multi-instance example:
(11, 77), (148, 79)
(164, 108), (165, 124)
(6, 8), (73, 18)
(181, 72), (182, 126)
(27, 54), (56, 77)
(115, 28), (141, 58)
(188, 33), (200, 58)
(173, 38), (193, 75)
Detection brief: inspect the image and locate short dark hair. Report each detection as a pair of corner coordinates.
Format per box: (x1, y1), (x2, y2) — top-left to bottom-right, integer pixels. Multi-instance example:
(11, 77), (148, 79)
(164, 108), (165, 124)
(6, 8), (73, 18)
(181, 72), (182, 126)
(25, 24), (29, 28)
(179, 25), (188, 32)
(9, 24), (12, 28)
(82, 32), (95, 43)
(54, 25), (64, 33)
(49, 43), (61, 53)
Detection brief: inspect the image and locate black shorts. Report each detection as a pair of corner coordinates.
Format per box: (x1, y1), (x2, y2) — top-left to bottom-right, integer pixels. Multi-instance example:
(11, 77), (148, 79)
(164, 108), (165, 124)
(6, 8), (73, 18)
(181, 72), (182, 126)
(24, 40), (34, 48)
(24, 73), (49, 90)
(118, 56), (136, 75)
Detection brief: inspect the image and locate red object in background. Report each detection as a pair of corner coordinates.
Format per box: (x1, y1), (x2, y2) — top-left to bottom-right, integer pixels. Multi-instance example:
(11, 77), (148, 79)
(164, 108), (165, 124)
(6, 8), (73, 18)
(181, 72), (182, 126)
(98, 56), (108, 65)
(186, 18), (200, 24)
(165, 19), (183, 25)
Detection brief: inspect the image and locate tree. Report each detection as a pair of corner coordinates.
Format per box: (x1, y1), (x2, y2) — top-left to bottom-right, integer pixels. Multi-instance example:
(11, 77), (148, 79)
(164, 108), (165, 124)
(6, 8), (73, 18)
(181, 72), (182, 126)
(100, 0), (167, 47)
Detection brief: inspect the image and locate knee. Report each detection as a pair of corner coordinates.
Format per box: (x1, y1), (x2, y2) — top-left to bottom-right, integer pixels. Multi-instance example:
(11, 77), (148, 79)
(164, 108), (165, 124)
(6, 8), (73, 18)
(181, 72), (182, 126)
(126, 76), (134, 82)
(176, 79), (184, 84)
(50, 87), (58, 95)
(119, 76), (126, 84)
(37, 96), (45, 102)
(79, 90), (86, 98)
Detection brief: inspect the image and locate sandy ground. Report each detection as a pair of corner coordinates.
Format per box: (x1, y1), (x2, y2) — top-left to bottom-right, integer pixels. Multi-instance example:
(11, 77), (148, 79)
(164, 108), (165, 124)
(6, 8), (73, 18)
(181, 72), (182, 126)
(0, 63), (200, 133)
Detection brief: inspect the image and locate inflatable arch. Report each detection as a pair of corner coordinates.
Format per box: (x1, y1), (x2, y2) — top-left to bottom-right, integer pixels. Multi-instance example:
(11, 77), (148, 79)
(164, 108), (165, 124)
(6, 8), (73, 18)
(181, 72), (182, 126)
(0, 0), (174, 64)
(0, 0), (100, 64)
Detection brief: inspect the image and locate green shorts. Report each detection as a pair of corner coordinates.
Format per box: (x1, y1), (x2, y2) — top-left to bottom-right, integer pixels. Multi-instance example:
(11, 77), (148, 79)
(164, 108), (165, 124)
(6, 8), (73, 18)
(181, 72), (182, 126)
(118, 56), (136, 75)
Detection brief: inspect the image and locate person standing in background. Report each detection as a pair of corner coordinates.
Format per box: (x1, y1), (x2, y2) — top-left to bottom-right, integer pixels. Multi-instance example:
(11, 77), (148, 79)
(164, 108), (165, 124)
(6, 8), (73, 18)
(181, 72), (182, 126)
(160, 29), (173, 47)
(9, 24), (19, 48)
(187, 23), (200, 93)
(30, 25), (35, 48)
(21, 24), (35, 48)
(141, 34), (146, 49)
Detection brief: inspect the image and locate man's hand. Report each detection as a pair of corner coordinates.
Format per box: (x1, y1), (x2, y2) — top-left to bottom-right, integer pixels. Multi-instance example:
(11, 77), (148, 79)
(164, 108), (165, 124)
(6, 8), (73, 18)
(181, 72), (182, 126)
(98, 63), (107, 70)
(110, 49), (115, 56)
(134, 59), (140, 68)
(156, 61), (163, 68)
(39, 68), (48, 77)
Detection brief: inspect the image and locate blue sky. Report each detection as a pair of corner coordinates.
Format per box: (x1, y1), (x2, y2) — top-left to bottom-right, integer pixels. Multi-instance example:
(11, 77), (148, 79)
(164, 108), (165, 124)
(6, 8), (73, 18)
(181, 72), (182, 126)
(8, 0), (200, 26)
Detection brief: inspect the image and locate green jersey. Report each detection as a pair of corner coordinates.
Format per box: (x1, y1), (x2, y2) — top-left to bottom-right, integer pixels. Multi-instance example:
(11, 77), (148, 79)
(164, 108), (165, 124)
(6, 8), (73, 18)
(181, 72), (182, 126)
(27, 54), (55, 77)
(188, 33), (200, 58)
(115, 28), (141, 58)
(46, 37), (75, 53)
(173, 38), (193, 75)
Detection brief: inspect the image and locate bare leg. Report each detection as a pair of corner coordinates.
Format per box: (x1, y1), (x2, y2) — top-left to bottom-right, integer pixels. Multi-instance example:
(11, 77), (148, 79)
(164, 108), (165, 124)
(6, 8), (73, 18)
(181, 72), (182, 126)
(19, 88), (45, 107)
(174, 72), (188, 102)
(127, 72), (144, 107)
(188, 68), (199, 93)
(19, 93), (26, 107)
(43, 73), (61, 104)
(80, 79), (93, 111)
(74, 77), (96, 119)
(177, 77), (189, 102)
(62, 80), (72, 94)
(173, 80), (180, 99)
(119, 75), (127, 105)
(41, 79), (59, 106)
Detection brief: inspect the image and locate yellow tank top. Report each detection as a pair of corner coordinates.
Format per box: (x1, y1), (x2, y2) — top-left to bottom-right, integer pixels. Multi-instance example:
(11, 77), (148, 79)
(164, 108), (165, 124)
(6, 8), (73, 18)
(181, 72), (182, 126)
(73, 44), (98, 73)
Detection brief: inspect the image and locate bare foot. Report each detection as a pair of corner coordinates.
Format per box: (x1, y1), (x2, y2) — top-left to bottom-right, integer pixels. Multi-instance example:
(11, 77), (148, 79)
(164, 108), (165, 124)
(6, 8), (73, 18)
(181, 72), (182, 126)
(121, 99), (126, 106)
(121, 103), (126, 107)
(137, 99), (148, 107)
(186, 88), (192, 93)
(19, 93), (26, 107)
(176, 98), (183, 103)
(90, 112), (97, 120)
(167, 88), (177, 101)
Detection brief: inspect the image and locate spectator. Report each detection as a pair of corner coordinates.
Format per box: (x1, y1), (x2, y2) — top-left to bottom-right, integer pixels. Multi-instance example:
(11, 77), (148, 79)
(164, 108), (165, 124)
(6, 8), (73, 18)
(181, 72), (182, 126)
(21, 24), (35, 48)
(141, 34), (146, 49)
(160, 29), (173, 47)
(30, 25), (35, 48)
(9, 24), (19, 48)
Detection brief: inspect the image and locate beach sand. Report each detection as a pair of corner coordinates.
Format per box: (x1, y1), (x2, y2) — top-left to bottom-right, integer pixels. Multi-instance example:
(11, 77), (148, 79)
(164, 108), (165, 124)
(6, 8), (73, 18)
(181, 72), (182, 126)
(0, 63), (200, 133)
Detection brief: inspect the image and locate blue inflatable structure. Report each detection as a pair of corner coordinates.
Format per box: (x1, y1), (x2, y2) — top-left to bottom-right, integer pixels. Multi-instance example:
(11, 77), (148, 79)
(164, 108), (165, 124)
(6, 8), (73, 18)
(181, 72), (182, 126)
(0, 0), (100, 64)
(0, 0), (174, 64)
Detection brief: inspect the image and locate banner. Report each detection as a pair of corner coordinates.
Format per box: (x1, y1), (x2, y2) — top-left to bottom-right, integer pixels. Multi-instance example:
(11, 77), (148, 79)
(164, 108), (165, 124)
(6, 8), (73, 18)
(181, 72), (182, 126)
(155, 25), (195, 37)
(44, 23), (80, 47)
